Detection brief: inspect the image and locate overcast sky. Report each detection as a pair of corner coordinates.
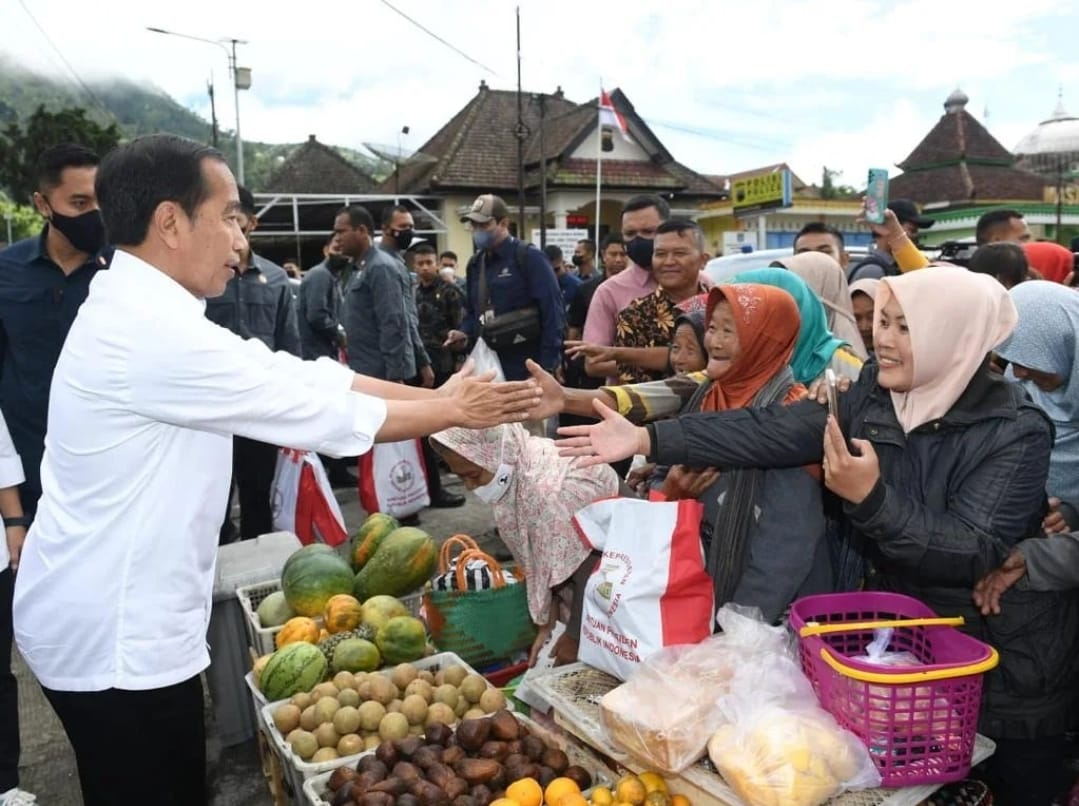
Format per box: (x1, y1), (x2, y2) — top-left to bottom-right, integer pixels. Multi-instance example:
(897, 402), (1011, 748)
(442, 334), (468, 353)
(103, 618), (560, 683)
(4, 0), (1078, 189)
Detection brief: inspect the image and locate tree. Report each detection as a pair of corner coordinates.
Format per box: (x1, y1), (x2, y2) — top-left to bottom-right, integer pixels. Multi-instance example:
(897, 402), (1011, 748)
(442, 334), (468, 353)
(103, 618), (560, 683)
(0, 105), (120, 202)
(0, 196), (40, 245)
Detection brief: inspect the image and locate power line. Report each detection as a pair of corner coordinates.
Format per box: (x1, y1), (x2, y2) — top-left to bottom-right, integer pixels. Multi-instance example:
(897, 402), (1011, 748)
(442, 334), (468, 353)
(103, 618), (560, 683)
(379, 0), (497, 75)
(648, 118), (790, 152)
(15, 0), (119, 125)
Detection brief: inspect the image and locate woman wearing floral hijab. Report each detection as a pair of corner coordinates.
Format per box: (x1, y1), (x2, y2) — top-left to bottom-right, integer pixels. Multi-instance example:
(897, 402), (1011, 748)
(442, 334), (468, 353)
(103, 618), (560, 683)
(429, 425), (617, 665)
(555, 267), (1079, 805)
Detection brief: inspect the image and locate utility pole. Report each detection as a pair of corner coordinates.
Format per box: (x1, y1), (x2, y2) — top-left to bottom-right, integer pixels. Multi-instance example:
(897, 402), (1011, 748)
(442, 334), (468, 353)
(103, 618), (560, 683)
(207, 76), (219, 148)
(535, 93), (547, 248)
(515, 7), (526, 239)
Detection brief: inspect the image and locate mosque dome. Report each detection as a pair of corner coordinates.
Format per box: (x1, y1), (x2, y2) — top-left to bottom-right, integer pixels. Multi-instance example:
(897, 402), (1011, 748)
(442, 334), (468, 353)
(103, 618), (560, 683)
(1015, 92), (1079, 172)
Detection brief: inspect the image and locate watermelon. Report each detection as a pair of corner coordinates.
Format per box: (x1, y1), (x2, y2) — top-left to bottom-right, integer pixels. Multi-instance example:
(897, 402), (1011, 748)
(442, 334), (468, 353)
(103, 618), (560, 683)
(282, 548), (354, 617)
(352, 527), (437, 601)
(375, 616), (428, 665)
(260, 641), (327, 701)
(332, 638), (381, 673)
(350, 513), (399, 571)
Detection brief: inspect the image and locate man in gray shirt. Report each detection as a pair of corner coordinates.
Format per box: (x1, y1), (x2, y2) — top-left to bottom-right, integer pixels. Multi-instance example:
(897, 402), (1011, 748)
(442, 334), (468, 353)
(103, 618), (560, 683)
(205, 186), (300, 542)
(335, 204), (422, 383)
(298, 236), (348, 361)
(975, 533), (1079, 614)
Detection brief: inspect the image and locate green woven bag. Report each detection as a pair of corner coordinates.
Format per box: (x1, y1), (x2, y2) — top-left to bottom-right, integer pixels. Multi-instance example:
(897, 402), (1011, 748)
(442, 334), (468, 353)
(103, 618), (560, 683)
(424, 537), (536, 667)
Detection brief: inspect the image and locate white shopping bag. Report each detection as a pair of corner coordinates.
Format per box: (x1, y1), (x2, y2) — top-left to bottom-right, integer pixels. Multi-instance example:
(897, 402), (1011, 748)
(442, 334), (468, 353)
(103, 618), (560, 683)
(271, 449), (348, 546)
(358, 439), (431, 518)
(574, 497), (715, 680)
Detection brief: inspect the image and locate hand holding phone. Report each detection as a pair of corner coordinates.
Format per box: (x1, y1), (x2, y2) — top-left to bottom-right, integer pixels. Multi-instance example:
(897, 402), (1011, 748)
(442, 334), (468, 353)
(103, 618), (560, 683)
(865, 168), (889, 225)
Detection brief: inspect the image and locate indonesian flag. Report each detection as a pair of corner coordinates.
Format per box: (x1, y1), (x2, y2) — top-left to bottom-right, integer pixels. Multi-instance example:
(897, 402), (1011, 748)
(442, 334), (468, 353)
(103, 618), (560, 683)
(599, 88), (631, 142)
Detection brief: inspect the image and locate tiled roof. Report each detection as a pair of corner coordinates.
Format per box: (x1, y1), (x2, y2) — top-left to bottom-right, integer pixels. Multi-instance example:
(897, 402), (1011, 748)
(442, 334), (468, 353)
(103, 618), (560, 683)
(264, 135), (376, 194)
(891, 97), (1049, 205)
(890, 163), (1048, 205)
(899, 109), (1014, 169)
(384, 84), (722, 198)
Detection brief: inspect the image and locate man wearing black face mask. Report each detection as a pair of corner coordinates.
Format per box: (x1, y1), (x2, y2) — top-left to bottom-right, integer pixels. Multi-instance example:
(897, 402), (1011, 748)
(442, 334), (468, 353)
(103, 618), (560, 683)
(581, 194), (670, 373)
(0, 141), (110, 806)
(378, 205), (434, 390)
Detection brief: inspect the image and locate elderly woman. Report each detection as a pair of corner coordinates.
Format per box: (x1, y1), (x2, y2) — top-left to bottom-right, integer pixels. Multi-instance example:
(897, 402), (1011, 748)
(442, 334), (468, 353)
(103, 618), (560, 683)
(429, 425), (618, 665)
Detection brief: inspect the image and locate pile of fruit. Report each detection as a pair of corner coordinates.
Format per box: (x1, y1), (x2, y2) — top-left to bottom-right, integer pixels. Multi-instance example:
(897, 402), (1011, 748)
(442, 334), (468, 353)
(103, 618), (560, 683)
(320, 709), (598, 806)
(582, 773), (688, 806)
(272, 662), (508, 764)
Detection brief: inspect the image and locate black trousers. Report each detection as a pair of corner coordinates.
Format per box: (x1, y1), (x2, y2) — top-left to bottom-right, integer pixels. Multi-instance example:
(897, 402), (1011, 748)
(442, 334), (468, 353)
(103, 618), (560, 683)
(976, 734), (1069, 805)
(0, 568), (19, 793)
(44, 676), (206, 806)
(221, 436), (278, 542)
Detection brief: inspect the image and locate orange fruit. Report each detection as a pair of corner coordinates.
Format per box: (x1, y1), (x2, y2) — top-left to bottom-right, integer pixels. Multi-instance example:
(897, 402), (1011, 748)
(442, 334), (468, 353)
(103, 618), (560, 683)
(555, 794), (588, 806)
(638, 773), (668, 796)
(671, 796), (691, 806)
(591, 787), (614, 806)
(507, 778), (543, 806)
(544, 777), (581, 806)
(615, 776), (647, 806)
(491, 800), (522, 806)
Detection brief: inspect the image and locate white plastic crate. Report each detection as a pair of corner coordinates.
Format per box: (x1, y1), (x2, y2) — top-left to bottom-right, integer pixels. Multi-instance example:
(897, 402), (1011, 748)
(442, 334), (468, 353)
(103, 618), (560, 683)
(263, 652), (503, 797)
(238, 580), (425, 657)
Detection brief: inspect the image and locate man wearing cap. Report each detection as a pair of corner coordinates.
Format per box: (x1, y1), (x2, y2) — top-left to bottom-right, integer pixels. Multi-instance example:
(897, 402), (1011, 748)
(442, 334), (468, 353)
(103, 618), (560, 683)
(848, 199), (934, 283)
(444, 194), (564, 384)
(204, 185), (300, 543)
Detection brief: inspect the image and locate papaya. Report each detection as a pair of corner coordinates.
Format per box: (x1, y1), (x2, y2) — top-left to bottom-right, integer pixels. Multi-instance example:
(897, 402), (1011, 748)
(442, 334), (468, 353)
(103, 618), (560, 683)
(351, 513), (400, 571)
(353, 527), (436, 601)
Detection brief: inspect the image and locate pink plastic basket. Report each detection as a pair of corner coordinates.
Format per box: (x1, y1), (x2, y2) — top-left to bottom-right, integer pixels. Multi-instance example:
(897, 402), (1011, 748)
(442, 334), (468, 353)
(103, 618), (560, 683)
(789, 592), (999, 788)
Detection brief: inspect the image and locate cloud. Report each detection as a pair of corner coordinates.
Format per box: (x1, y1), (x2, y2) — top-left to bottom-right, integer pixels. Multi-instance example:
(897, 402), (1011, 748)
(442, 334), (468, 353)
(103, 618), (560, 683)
(1, 0), (1074, 186)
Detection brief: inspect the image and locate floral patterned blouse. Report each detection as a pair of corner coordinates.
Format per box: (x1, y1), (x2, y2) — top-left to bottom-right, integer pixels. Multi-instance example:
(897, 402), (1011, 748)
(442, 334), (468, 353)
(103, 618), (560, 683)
(614, 285), (707, 384)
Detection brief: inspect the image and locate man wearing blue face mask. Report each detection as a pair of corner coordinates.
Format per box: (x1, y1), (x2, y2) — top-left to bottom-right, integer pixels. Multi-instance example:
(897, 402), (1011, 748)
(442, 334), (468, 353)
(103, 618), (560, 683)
(0, 141), (112, 806)
(444, 194), (564, 386)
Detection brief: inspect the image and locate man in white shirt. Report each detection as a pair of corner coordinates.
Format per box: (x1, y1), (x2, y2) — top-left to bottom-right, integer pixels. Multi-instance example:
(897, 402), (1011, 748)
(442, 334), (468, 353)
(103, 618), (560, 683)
(12, 134), (541, 806)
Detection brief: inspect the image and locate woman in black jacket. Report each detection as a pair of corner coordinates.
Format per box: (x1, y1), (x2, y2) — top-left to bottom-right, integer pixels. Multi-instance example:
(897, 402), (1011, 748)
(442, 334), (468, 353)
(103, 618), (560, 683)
(556, 267), (1079, 805)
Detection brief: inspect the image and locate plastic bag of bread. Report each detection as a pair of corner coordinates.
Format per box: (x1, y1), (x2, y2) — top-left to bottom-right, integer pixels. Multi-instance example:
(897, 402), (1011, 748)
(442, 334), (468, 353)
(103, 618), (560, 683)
(707, 701), (880, 806)
(600, 605), (790, 773)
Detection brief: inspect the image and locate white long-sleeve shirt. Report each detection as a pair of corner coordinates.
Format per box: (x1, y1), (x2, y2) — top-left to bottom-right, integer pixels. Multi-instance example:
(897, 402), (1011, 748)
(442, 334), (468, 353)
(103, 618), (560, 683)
(13, 250), (387, 692)
(0, 409), (26, 570)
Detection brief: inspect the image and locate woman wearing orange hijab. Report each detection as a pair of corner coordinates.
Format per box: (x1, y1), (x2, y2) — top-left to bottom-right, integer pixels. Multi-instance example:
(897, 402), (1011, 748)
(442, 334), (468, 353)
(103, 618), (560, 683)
(659, 283), (830, 623)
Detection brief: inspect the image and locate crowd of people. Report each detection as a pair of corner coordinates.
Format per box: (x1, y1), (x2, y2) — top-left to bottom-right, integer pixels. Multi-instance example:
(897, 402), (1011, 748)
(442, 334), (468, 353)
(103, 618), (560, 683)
(1, 133), (1079, 806)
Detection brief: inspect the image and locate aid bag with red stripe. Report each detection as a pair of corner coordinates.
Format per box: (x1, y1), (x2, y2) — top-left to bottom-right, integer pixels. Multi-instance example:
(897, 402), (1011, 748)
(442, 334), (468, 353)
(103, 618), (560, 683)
(573, 497), (714, 681)
(271, 449), (348, 546)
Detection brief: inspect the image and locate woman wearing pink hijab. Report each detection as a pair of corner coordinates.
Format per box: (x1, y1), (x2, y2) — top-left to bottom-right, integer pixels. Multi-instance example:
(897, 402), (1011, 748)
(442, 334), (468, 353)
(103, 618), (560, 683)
(555, 267), (1079, 805)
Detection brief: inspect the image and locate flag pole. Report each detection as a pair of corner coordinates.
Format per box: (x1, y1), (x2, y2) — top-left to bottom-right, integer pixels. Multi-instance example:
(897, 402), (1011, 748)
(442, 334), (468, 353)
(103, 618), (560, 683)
(595, 81), (603, 243)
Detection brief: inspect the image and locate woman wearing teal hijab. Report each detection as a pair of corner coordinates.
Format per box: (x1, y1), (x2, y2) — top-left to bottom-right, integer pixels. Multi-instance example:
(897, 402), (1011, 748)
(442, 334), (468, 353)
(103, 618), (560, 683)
(731, 268), (863, 384)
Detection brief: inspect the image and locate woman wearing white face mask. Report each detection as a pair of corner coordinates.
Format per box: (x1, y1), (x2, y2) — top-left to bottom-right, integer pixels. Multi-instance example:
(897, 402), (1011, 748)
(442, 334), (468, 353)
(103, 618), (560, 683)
(429, 425), (618, 666)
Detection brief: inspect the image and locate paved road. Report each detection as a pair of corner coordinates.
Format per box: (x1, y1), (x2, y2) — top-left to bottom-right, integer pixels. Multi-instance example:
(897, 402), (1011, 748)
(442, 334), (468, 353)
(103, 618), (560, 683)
(15, 468), (496, 805)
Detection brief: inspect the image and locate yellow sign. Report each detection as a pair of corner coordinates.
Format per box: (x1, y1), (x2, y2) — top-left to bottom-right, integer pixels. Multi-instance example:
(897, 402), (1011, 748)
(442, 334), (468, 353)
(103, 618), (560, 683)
(732, 170), (793, 215)
(1045, 184), (1079, 205)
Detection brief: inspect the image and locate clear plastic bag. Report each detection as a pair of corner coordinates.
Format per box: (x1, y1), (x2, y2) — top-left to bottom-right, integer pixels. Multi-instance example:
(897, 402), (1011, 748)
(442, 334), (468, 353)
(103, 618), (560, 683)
(703, 612), (882, 806)
(707, 702), (881, 806)
(851, 627), (922, 667)
(468, 338), (505, 383)
(599, 605), (792, 774)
